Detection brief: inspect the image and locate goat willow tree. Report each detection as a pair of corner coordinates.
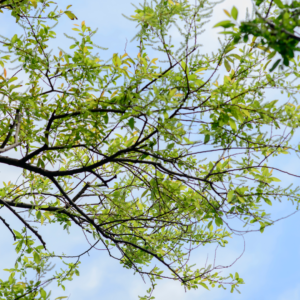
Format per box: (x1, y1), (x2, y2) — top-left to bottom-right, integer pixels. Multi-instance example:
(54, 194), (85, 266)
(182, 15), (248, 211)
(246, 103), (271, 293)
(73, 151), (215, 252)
(1, 0), (300, 299)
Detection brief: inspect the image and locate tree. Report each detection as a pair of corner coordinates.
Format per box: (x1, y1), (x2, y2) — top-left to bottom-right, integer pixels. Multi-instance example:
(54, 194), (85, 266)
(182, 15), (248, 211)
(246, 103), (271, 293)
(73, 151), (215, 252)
(215, 0), (300, 70)
(0, 0), (300, 299)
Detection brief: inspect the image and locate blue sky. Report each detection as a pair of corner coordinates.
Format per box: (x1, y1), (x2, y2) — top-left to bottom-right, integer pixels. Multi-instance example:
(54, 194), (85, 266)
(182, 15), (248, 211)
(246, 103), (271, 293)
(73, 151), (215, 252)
(1, 0), (300, 299)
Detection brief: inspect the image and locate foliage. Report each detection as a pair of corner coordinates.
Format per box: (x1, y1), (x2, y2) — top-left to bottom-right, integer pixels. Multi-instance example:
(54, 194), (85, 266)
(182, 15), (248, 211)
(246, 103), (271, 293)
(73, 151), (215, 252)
(215, 0), (300, 70)
(0, 0), (300, 299)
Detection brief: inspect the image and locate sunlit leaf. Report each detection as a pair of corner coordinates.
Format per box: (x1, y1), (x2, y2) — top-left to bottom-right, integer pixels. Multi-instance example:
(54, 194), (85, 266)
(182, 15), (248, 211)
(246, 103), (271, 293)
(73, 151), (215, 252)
(231, 6), (238, 20)
(223, 9), (231, 18)
(64, 10), (78, 20)
(214, 20), (235, 28)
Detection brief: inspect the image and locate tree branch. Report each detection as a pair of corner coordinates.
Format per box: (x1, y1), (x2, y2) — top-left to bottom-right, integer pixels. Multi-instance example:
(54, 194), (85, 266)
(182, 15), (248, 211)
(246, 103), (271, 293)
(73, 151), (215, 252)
(0, 216), (16, 240)
(0, 199), (47, 249)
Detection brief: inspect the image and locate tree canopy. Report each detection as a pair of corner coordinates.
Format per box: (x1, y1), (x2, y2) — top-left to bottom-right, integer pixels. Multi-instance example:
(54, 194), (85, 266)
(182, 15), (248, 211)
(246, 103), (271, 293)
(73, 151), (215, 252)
(0, 0), (300, 299)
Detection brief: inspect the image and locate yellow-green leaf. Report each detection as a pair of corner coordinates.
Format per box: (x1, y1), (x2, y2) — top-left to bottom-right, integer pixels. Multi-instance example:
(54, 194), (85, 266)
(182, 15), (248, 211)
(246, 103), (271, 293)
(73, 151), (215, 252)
(231, 6), (238, 20)
(225, 46), (236, 54)
(169, 89), (177, 97)
(214, 20), (235, 28)
(30, 0), (37, 8)
(65, 11), (78, 20)
(110, 90), (118, 98)
(257, 45), (271, 53)
(271, 177), (281, 182)
(227, 190), (234, 203)
(237, 196), (245, 203)
(151, 58), (158, 65)
(199, 282), (209, 290)
(174, 93), (185, 97)
(33, 252), (41, 264)
(229, 119), (237, 131)
(223, 9), (231, 18)
(224, 59), (231, 72)
(267, 51), (276, 59)
(204, 134), (210, 144)
(195, 67), (208, 73)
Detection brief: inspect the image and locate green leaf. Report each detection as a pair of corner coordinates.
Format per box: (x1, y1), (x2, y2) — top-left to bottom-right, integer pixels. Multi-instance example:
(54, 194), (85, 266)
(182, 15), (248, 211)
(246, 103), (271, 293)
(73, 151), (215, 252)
(30, 0), (37, 8)
(227, 190), (234, 203)
(8, 77), (18, 83)
(267, 51), (276, 60)
(103, 114), (109, 124)
(230, 54), (241, 60)
(40, 288), (47, 299)
(11, 34), (18, 43)
(33, 252), (41, 264)
(13, 230), (23, 239)
(264, 60), (272, 71)
(237, 196), (245, 203)
(64, 11), (78, 20)
(219, 31), (235, 35)
(153, 85), (159, 96)
(269, 59), (281, 72)
(224, 46), (236, 54)
(214, 20), (235, 28)
(204, 134), (210, 144)
(257, 45), (270, 53)
(128, 118), (135, 130)
(224, 59), (231, 72)
(273, 0), (284, 8)
(15, 241), (23, 253)
(181, 61), (187, 71)
(8, 273), (15, 284)
(169, 88), (177, 97)
(229, 119), (237, 131)
(199, 282), (209, 290)
(167, 142), (175, 150)
(195, 67), (208, 73)
(215, 216), (223, 226)
(223, 9), (231, 18)
(231, 6), (238, 20)
(264, 198), (272, 206)
(271, 177), (281, 182)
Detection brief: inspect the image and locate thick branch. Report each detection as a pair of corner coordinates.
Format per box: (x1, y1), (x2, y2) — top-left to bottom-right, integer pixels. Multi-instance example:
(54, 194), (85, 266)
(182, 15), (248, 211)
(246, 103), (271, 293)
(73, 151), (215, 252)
(3, 199), (88, 230)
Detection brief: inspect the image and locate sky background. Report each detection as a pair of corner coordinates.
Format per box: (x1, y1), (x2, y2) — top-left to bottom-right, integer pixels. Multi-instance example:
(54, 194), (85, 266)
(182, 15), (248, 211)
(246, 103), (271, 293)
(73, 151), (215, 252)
(1, 0), (300, 299)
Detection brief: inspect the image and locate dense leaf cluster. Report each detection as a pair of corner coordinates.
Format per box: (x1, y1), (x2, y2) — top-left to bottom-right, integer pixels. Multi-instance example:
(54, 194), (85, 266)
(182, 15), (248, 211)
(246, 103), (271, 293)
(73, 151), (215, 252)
(215, 0), (300, 70)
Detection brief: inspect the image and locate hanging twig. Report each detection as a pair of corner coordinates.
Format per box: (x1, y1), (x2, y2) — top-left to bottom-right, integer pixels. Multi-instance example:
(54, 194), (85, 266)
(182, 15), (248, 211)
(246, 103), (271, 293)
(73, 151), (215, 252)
(0, 199), (47, 250)
(0, 216), (16, 240)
